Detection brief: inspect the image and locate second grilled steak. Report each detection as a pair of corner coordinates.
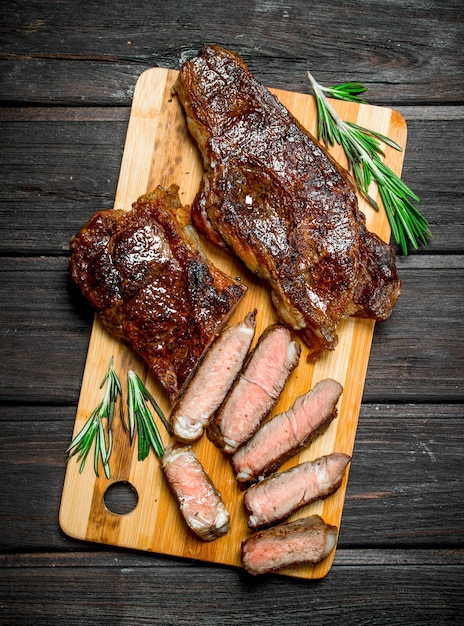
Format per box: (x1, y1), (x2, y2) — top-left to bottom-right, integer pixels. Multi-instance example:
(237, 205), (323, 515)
(174, 44), (401, 360)
(69, 185), (246, 403)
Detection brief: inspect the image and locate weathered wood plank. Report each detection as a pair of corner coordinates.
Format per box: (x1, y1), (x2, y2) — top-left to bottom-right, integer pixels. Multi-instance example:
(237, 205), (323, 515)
(0, 0), (462, 617)
(0, 106), (131, 122)
(365, 262), (464, 401)
(3, 547), (464, 569)
(2, 56), (462, 107)
(1, 552), (463, 625)
(1, 257), (462, 403)
(0, 114), (463, 255)
(3, 105), (464, 123)
(1, 0), (463, 104)
(0, 119), (127, 256)
(0, 406), (462, 551)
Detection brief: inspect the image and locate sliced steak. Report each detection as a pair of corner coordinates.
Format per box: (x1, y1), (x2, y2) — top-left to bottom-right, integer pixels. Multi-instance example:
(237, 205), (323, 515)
(207, 324), (301, 453)
(241, 514), (338, 575)
(170, 310), (257, 443)
(173, 44), (401, 360)
(231, 378), (343, 484)
(161, 442), (230, 541)
(69, 185), (246, 403)
(244, 452), (351, 529)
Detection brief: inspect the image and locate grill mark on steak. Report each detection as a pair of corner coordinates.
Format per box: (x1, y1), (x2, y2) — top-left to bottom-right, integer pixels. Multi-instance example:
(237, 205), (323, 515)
(170, 310), (257, 443)
(231, 378), (343, 484)
(241, 514), (338, 575)
(243, 452), (351, 529)
(161, 442), (230, 541)
(207, 324), (301, 454)
(173, 44), (401, 360)
(69, 184), (246, 403)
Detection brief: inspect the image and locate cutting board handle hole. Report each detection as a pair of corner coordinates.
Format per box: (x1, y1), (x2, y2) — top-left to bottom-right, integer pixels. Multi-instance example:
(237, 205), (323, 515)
(103, 480), (139, 516)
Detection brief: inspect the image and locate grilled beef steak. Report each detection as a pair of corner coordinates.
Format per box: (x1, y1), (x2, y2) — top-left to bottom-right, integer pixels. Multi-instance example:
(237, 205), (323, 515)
(207, 324), (301, 453)
(161, 443), (230, 541)
(232, 378), (343, 484)
(241, 514), (338, 575)
(174, 44), (401, 360)
(243, 452), (351, 529)
(69, 185), (246, 403)
(170, 310), (256, 443)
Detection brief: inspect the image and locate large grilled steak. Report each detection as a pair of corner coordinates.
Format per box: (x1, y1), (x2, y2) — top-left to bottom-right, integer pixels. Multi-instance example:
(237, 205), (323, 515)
(69, 184), (246, 402)
(174, 44), (401, 360)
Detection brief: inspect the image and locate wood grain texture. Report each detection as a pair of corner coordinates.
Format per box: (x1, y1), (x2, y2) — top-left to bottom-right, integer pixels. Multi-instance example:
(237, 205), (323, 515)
(1, 1), (463, 105)
(2, 405), (463, 552)
(2, 112), (462, 256)
(1, 256), (463, 406)
(2, 550), (463, 626)
(59, 67), (408, 579)
(1, 0), (463, 620)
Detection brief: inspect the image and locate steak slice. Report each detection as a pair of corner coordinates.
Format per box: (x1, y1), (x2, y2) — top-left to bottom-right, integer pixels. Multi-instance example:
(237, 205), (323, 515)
(207, 324), (301, 454)
(69, 184), (246, 403)
(243, 452), (351, 529)
(161, 443), (230, 541)
(241, 514), (338, 575)
(231, 378), (343, 484)
(173, 44), (401, 360)
(170, 310), (257, 443)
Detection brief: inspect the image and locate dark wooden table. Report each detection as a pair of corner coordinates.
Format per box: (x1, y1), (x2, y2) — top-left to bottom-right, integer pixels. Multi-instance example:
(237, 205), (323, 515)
(1, 1), (463, 623)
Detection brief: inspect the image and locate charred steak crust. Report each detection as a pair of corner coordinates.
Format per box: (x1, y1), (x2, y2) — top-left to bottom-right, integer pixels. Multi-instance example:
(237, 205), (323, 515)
(70, 184), (246, 403)
(173, 44), (401, 360)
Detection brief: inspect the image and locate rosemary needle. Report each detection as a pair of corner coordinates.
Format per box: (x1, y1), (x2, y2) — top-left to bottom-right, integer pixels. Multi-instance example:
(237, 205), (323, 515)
(66, 357), (123, 478)
(126, 370), (172, 461)
(307, 71), (431, 254)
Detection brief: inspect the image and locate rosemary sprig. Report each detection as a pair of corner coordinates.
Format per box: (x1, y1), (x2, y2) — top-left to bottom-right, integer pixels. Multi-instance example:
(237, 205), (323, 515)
(66, 357), (123, 478)
(307, 71), (431, 255)
(126, 370), (172, 461)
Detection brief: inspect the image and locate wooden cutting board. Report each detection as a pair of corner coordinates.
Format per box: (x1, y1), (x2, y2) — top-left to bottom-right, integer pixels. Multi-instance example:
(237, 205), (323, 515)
(59, 66), (407, 579)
